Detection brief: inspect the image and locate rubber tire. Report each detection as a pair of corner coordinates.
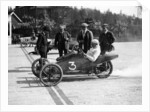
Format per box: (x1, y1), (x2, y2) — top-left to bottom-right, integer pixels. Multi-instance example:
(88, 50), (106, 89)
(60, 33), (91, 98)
(96, 61), (113, 78)
(40, 63), (63, 86)
(31, 58), (49, 78)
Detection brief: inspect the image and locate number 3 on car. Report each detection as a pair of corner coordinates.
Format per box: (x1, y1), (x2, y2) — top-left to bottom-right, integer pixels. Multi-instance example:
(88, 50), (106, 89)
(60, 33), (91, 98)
(69, 61), (76, 70)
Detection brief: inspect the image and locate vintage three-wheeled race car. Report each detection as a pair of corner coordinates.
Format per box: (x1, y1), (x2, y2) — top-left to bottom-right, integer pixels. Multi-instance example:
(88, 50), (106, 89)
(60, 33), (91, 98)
(32, 46), (118, 86)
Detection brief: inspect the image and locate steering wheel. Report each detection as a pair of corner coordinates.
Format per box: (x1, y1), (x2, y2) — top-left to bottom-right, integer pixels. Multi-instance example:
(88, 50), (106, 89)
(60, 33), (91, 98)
(78, 47), (84, 54)
(71, 44), (79, 51)
(72, 44), (85, 55)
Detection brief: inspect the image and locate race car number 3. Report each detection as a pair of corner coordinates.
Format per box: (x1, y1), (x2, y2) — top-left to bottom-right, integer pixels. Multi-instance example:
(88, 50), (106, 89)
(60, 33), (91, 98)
(69, 61), (76, 70)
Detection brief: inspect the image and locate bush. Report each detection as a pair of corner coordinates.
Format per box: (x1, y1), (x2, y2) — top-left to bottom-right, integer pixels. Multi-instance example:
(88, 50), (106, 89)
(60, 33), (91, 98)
(12, 26), (33, 37)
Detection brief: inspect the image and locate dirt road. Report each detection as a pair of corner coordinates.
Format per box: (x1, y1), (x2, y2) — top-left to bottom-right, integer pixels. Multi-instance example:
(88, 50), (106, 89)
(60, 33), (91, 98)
(8, 42), (142, 105)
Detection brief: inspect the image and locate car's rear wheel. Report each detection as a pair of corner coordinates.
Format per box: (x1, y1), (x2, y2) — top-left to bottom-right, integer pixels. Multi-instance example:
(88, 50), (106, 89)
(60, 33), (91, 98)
(96, 61), (113, 78)
(32, 58), (49, 78)
(40, 63), (63, 86)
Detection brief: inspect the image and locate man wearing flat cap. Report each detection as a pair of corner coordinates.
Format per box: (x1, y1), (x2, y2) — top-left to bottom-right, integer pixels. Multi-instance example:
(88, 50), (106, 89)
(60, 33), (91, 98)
(55, 25), (71, 57)
(77, 23), (93, 53)
(99, 23), (115, 55)
(99, 23), (115, 71)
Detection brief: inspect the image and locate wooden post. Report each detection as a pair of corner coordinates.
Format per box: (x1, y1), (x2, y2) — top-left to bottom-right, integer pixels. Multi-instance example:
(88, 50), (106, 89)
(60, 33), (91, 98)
(8, 15), (12, 44)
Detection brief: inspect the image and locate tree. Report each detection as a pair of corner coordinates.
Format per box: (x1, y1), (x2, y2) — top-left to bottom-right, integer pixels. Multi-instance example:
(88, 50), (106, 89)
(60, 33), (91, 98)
(12, 6), (142, 41)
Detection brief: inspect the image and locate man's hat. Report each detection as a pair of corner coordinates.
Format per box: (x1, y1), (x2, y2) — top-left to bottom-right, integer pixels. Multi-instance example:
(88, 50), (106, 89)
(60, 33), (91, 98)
(81, 23), (89, 27)
(102, 23), (109, 28)
(60, 25), (66, 29)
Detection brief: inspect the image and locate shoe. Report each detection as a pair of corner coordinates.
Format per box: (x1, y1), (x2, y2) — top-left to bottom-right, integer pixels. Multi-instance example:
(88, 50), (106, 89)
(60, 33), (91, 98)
(88, 70), (95, 76)
(88, 73), (95, 76)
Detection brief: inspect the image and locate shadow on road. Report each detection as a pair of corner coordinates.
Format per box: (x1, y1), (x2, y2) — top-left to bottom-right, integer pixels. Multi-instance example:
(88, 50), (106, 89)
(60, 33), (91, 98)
(62, 75), (121, 82)
(17, 77), (44, 88)
(8, 69), (31, 73)
(15, 67), (31, 69)
(62, 75), (97, 82)
(8, 67), (32, 73)
(16, 74), (121, 88)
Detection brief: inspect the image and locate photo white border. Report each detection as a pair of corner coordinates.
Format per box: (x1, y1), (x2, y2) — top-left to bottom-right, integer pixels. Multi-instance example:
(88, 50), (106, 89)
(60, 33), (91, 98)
(0, 0), (149, 111)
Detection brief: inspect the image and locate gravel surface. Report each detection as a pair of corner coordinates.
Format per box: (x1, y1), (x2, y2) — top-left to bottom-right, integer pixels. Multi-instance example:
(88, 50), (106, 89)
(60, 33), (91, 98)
(8, 42), (142, 105)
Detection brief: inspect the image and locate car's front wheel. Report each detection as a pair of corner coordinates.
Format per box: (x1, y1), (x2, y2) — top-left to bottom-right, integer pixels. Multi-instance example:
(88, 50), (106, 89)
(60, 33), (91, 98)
(40, 63), (63, 86)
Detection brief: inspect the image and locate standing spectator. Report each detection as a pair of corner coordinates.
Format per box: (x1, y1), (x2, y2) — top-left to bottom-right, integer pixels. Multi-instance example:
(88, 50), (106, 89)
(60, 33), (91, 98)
(17, 35), (21, 44)
(31, 31), (36, 41)
(77, 23), (93, 53)
(29, 31), (36, 47)
(12, 35), (17, 44)
(55, 25), (71, 57)
(99, 24), (116, 71)
(36, 26), (49, 62)
(99, 24), (115, 55)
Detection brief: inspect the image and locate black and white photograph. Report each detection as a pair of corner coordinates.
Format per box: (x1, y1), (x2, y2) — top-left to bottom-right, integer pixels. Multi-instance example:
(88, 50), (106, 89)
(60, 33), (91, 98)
(0, 0), (150, 112)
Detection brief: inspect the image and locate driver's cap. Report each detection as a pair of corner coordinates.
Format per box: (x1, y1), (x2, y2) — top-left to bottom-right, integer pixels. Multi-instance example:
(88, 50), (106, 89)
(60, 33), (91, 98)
(81, 23), (88, 27)
(91, 39), (99, 45)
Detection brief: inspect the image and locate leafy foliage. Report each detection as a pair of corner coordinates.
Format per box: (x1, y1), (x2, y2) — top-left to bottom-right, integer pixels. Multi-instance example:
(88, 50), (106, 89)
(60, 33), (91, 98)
(13, 6), (142, 41)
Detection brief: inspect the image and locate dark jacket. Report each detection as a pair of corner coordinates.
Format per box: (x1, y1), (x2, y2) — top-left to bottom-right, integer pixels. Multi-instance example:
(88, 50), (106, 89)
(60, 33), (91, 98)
(99, 31), (115, 52)
(36, 32), (48, 52)
(77, 29), (93, 53)
(55, 31), (71, 50)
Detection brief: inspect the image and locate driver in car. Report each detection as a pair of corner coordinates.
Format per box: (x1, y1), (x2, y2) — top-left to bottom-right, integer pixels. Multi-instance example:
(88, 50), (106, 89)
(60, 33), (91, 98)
(84, 39), (100, 62)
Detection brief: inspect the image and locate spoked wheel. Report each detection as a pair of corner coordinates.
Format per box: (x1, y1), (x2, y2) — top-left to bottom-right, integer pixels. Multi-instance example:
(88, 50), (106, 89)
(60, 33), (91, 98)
(31, 58), (49, 78)
(40, 63), (63, 86)
(96, 61), (113, 78)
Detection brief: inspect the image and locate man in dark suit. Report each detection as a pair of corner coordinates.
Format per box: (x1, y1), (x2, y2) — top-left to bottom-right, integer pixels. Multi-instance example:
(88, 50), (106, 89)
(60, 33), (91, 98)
(36, 26), (49, 59)
(99, 24), (115, 71)
(99, 24), (115, 55)
(55, 25), (71, 57)
(77, 23), (93, 53)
